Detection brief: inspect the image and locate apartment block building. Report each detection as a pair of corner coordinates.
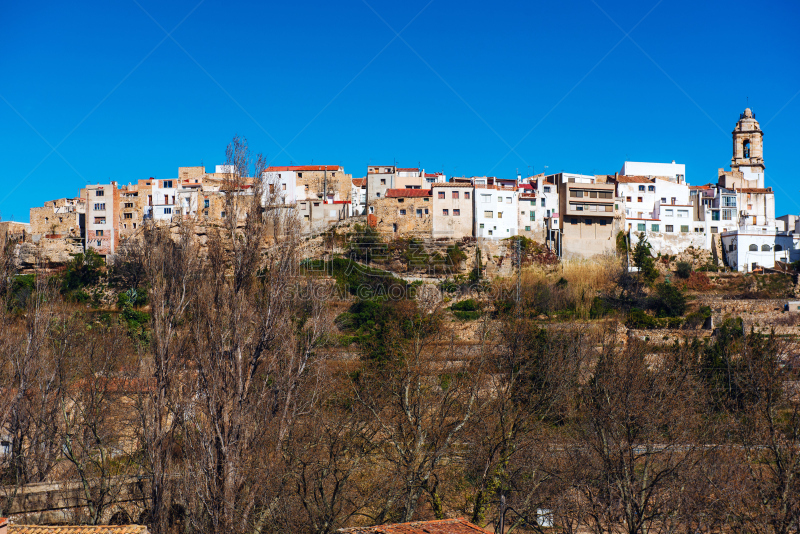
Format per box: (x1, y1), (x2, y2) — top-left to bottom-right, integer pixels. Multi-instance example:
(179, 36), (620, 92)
(431, 183), (474, 239)
(474, 184), (518, 239)
(556, 173), (619, 258)
(84, 183), (120, 257)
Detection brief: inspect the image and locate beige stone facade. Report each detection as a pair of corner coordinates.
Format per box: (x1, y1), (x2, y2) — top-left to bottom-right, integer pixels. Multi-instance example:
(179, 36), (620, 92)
(371, 189), (432, 237)
(29, 198), (84, 238)
(731, 108), (764, 173)
(431, 183), (474, 239)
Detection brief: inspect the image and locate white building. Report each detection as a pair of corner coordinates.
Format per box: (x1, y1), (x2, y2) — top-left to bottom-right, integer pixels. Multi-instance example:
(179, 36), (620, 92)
(620, 161), (686, 184)
(474, 185), (518, 239)
(262, 169), (298, 205)
(145, 179), (178, 222)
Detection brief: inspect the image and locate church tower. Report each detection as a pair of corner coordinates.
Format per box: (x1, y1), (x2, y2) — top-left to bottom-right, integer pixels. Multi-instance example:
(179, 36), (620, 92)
(731, 108), (764, 173)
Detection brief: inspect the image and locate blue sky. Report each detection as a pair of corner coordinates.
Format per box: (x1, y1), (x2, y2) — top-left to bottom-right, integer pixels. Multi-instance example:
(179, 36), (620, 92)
(2, 0), (799, 222)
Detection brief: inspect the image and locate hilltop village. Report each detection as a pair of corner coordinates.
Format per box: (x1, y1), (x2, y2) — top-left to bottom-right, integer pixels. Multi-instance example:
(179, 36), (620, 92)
(2, 109), (798, 272)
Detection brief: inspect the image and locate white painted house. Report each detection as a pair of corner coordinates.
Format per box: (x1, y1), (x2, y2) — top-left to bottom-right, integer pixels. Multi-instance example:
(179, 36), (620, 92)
(474, 186), (518, 239)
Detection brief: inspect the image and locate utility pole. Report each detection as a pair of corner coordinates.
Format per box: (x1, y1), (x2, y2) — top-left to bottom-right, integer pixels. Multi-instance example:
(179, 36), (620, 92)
(324, 167), (328, 204)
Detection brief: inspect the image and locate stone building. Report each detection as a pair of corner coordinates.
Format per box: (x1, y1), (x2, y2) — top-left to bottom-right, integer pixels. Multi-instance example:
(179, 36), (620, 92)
(0, 221), (30, 243)
(431, 183), (474, 239)
(370, 189), (432, 237)
(265, 165), (352, 205)
(29, 198), (85, 238)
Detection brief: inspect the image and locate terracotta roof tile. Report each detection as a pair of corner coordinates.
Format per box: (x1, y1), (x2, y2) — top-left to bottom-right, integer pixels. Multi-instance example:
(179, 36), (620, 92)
(615, 175), (654, 183)
(396, 168), (419, 172)
(265, 165), (340, 172)
(9, 526), (148, 534)
(737, 188), (773, 193)
(352, 178), (366, 187)
(385, 189), (432, 198)
(338, 519), (491, 534)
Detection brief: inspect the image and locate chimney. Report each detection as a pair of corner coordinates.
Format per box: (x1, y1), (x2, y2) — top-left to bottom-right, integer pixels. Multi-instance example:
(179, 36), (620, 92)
(1, 517), (8, 534)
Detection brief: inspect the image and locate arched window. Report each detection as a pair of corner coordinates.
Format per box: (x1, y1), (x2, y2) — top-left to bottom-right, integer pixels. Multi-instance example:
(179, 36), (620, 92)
(749, 244), (758, 251)
(743, 139), (751, 158)
(762, 244), (771, 251)
(775, 245), (783, 251)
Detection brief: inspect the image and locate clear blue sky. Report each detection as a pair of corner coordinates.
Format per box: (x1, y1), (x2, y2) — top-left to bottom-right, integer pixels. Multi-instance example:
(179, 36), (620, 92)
(2, 0), (799, 222)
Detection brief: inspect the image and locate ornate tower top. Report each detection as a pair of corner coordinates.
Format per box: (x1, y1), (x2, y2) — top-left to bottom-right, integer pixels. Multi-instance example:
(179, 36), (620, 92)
(731, 108), (764, 173)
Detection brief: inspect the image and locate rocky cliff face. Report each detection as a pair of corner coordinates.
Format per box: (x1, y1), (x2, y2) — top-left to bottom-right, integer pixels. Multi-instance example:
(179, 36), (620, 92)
(15, 238), (85, 269)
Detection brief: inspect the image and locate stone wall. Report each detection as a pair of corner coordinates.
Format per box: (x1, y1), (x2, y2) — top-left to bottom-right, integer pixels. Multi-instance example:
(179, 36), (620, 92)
(372, 196), (432, 237)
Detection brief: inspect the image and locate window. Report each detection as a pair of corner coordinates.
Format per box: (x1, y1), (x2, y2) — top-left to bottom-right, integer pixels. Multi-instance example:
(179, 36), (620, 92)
(400, 209), (407, 215)
(525, 226), (531, 231)
(376, 193), (381, 198)
(124, 203), (133, 208)
(711, 210), (720, 221)
(570, 190), (584, 198)
(648, 186), (655, 192)
(722, 209), (733, 220)
(626, 196), (632, 202)
(124, 213), (132, 219)
(671, 197), (676, 204)
(637, 197), (643, 203)
(453, 209), (460, 216)
(722, 196), (736, 207)
(397, 198), (404, 203)
(424, 198), (429, 202)
(96, 230), (104, 237)
(221, 211), (226, 218)
(543, 186), (551, 193)
(424, 208), (429, 214)
(464, 192), (470, 199)
(599, 220), (607, 226)
(585, 219), (592, 225)
(497, 197), (503, 204)
(749, 244), (758, 251)
(541, 198), (545, 207)
(506, 197), (512, 204)
(762, 244), (771, 251)
(380, 179), (386, 185)
(637, 223), (646, 232)
(711, 226), (718, 233)
(416, 209), (422, 217)
(94, 217), (105, 224)
(95, 190), (104, 197)
(530, 212), (535, 221)
(638, 185), (645, 192)
(661, 197), (667, 203)
(282, 184), (286, 190)
(204, 199), (210, 208)
(775, 245), (783, 251)
(163, 208), (172, 214)
(498, 211), (503, 219)
(651, 224), (659, 232)
(163, 180), (173, 188)
(488, 230), (493, 235)
(678, 210), (689, 218)
(665, 225), (673, 232)
(484, 211), (493, 218)
(438, 191), (445, 199)
(94, 203), (105, 210)
(481, 194), (491, 203)
(695, 228), (703, 233)
(452, 191), (459, 199)
(680, 225), (689, 233)
(133, 223), (137, 229)
(97, 241), (102, 246)
(571, 218), (578, 225)
(479, 223), (484, 229)
(298, 172), (303, 178)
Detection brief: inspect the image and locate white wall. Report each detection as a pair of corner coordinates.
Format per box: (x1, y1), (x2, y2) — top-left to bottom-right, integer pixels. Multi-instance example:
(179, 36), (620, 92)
(620, 161), (686, 182)
(474, 189), (518, 238)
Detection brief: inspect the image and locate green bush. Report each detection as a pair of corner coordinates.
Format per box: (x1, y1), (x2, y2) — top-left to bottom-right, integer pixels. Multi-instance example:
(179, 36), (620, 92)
(62, 250), (104, 296)
(453, 310), (481, 321)
(652, 282), (687, 318)
(589, 296), (613, 319)
(632, 234), (658, 285)
(626, 308), (658, 329)
(302, 258), (406, 299)
(451, 299), (480, 312)
(675, 261), (692, 279)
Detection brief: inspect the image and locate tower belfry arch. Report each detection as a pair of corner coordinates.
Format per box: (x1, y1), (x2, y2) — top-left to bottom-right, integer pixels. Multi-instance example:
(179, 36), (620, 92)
(731, 107), (764, 174)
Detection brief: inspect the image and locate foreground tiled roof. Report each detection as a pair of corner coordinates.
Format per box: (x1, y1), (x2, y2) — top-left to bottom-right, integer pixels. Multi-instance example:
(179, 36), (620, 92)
(396, 168), (419, 172)
(615, 175), (653, 183)
(339, 519), (491, 534)
(352, 178), (366, 187)
(385, 189), (431, 198)
(8, 526), (148, 534)
(689, 184), (712, 190)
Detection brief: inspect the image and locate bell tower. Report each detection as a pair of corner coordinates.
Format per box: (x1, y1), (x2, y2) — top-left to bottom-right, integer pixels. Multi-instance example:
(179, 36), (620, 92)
(731, 108), (764, 173)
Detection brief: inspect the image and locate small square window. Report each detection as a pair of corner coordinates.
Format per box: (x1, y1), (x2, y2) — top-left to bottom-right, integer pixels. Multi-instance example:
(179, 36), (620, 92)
(637, 223), (646, 231)
(525, 226), (531, 231)
(571, 218), (578, 225)
(442, 209), (448, 216)
(651, 224), (659, 232)
(400, 209), (407, 215)
(637, 197), (643, 203)
(453, 209), (460, 216)
(680, 225), (689, 233)
(95, 190), (104, 197)
(452, 191), (459, 199)
(585, 219), (592, 225)
(479, 223), (484, 229)
(438, 191), (445, 199)
(666, 225), (674, 232)
(464, 192), (470, 199)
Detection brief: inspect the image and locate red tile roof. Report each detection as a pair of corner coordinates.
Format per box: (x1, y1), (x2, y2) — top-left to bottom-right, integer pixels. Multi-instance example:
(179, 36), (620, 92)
(352, 178), (366, 187)
(339, 519), (491, 534)
(518, 183), (534, 190)
(8, 526), (148, 534)
(425, 173), (443, 177)
(386, 189), (432, 198)
(266, 165), (340, 172)
(615, 175), (653, 183)
(396, 168), (419, 172)
(689, 185), (712, 190)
